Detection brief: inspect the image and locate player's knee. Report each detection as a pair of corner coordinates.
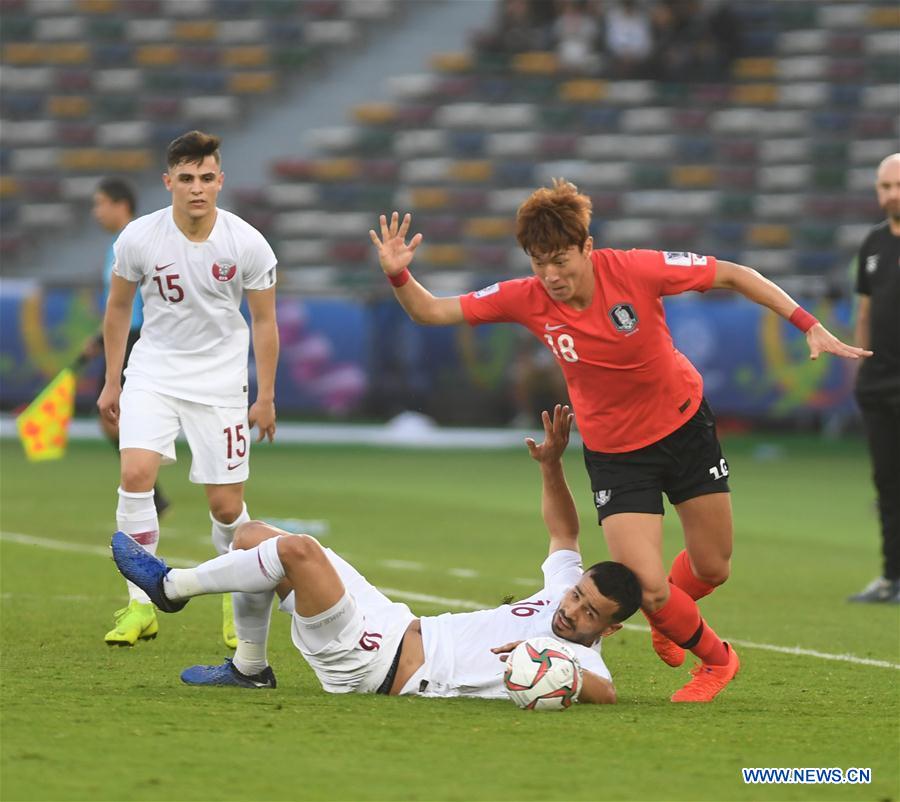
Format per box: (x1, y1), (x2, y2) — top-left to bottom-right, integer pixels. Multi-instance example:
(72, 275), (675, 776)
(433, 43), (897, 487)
(641, 583), (670, 612)
(693, 557), (731, 587)
(232, 521), (271, 550)
(120, 465), (155, 492)
(276, 533), (323, 571)
(209, 499), (243, 524)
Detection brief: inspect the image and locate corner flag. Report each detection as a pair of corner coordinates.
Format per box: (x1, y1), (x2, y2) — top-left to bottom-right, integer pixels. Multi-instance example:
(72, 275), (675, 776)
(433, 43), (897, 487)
(15, 368), (77, 461)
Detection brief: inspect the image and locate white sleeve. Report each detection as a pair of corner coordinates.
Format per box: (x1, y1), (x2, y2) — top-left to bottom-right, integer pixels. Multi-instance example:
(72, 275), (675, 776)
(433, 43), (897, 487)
(242, 230), (277, 291)
(540, 549), (584, 591)
(111, 227), (143, 283)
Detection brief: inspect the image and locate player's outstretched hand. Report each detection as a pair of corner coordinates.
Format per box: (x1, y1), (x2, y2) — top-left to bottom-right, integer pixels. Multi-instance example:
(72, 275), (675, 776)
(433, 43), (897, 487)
(249, 399), (276, 443)
(491, 640), (523, 662)
(525, 404), (573, 464)
(97, 382), (120, 425)
(368, 212), (423, 281)
(806, 323), (873, 361)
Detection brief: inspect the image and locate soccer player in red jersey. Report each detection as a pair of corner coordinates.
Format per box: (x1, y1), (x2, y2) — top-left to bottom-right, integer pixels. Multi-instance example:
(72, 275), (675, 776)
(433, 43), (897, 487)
(369, 180), (871, 703)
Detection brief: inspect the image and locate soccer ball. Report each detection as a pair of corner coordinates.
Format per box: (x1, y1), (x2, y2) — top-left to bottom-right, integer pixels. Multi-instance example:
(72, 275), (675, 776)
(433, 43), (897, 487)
(503, 636), (583, 711)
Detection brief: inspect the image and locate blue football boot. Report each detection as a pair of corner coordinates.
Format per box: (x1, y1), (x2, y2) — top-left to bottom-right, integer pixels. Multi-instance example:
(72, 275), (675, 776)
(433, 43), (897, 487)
(110, 531), (188, 613)
(181, 657), (277, 689)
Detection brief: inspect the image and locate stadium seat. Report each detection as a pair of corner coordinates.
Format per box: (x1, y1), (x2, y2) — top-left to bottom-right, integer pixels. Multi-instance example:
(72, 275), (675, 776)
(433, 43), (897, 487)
(753, 193), (803, 221)
(818, 4), (867, 28)
(559, 80), (608, 103)
(19, 202), (74, 228)
(778, 82), (828, 107)
(670, 166), (716, 189)
(796, 223), (836, 248)
(313, 159), (361, 181)
(731, 83), (778, 106)
(394, 130), (446, 158)
(2, 120), (55, 147)
(135, 44), (179, 67)
(419, 243), (466, 266)
(57, 122), (97, 146)
(670, 109), (709, 131)
(464, 217), (513, 240)
(748, 224), (791, 247)
(758, 138), (806, 162)
(217, 19), (267, 43)
(174, 20), (217, 41)
(449, 131), (487, 157)
(48, 95), (91, 118)
(732, 57), (777, 80)
(182, 95), (239, 122)
(89, 17), (126, 41)
(710, 221), (746, 245)
(125, 19), (173, 42)
(777, 30), (829, 54)
(430, 52), (473, 73)
(741, 248), (791, 275)
(449, 160), (493, 183)
(223, 45), (269, 68)
(511, 51), (558, 75)
(94, 42), (133, 67)
(229, 72), (276, 94)
(620, 108), (673, 133)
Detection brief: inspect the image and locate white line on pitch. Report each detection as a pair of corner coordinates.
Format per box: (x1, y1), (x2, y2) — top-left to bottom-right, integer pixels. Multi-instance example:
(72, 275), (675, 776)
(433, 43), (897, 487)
(2, 530), (898, 671)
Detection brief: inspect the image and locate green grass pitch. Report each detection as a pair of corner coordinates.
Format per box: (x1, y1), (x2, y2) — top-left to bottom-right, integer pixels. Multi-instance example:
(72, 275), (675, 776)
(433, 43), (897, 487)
(1, 434), (898, 802)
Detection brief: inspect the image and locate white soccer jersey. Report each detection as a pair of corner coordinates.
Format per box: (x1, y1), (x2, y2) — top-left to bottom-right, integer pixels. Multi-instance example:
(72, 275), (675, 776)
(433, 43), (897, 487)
(412, 550), (611, 699)
(113, 206), (277, 407)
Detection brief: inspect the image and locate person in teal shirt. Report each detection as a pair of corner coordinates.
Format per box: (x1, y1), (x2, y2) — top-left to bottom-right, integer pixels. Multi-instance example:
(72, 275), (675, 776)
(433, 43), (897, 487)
(80, 178), (170, 527)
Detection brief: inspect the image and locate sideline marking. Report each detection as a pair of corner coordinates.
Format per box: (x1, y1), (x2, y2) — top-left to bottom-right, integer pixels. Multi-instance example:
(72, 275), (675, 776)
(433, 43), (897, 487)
(2, 530), (898, 671)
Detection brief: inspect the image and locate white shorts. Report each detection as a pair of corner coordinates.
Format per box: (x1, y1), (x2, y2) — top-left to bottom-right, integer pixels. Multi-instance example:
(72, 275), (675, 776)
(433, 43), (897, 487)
(119, 387), (250, 484)
(280, 549), (414, 694)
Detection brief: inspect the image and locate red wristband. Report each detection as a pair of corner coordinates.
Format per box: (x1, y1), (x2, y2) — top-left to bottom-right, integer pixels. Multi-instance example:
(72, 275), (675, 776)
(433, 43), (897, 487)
(388, 268), (411, 288)
(789, 307), (818, 333)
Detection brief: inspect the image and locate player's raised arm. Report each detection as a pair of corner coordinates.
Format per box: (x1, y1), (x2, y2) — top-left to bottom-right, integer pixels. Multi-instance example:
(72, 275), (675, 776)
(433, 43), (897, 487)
(525, 404), (580, 554)
(369, 211), (466, 325)
(97, 273), (137, 424)
(711, 260), (873, 361)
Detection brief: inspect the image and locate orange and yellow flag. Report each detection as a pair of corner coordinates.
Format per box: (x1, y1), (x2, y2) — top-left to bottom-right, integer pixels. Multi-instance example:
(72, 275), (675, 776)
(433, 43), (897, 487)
(15, 368), (76, 461)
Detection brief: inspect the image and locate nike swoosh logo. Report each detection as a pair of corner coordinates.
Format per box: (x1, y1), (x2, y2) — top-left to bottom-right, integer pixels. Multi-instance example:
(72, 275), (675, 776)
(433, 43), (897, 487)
(544, 323), (567, 331)
(226, 462), (245, 471)
(154, 262), (175, 272)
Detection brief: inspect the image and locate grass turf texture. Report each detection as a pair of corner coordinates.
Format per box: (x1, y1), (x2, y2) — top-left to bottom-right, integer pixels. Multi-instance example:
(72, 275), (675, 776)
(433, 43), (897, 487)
(1, 434), (898, 802)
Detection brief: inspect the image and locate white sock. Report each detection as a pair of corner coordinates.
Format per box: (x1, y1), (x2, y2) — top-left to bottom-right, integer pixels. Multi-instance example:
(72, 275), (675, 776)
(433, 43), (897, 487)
(117, 487), (158, 604)
(232, 591), (274, 676)
(165, 536), (286, 600)
(210, 503), (251, 555)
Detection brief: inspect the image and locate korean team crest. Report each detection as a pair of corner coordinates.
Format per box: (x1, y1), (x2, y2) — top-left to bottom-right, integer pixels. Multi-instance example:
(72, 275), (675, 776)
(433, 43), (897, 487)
(608, 303), (638, 333)
(212, 259), (237, 282)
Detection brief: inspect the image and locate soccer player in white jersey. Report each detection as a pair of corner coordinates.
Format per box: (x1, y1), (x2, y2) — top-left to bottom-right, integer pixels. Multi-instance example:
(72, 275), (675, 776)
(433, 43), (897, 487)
(112, 405), (643, 703)
(98, 130), (279, 647)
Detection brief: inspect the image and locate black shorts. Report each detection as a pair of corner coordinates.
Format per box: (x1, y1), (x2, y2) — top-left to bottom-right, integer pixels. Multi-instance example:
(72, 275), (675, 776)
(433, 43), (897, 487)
(96, 328), (141, 400)
(583, 398), (730, 523)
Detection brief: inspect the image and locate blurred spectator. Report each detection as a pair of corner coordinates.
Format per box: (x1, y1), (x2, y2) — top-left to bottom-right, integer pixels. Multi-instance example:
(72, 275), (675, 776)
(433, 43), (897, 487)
(604, 0), (654, 78)
(478, 0), (549, 54)
(652, 0), (741, 80)
(554, 0), (602, 72)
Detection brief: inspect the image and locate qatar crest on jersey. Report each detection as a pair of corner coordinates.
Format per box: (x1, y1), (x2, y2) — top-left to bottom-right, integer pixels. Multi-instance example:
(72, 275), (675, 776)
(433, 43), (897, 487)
(211, 259), (237, 282)
(608, 302), (638, 333)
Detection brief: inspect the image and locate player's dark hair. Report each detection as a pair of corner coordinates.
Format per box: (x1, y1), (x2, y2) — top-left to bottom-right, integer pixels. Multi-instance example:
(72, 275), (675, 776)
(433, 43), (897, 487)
(585, 561), (642, 622)
(516, 178), (592, 257)
(95, 176), (137, 215)
(166, 130), (221, 169)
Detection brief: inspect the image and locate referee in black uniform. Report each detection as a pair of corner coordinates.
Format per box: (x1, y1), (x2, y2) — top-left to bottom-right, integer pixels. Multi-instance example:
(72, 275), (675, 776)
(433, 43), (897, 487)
(849, 153), (900, 604)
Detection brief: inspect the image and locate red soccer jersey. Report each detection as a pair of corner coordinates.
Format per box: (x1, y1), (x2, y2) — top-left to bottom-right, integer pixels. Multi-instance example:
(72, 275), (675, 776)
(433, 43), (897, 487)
(459, 249), (717, 452)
